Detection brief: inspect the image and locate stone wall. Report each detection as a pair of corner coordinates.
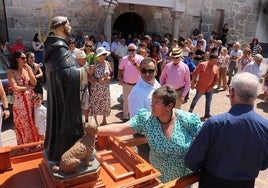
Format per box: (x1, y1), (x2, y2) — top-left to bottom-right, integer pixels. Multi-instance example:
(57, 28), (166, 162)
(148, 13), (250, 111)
(200, 0), (261, 45)
(3, 0), (262, 50)
(4, 0), (106, 48)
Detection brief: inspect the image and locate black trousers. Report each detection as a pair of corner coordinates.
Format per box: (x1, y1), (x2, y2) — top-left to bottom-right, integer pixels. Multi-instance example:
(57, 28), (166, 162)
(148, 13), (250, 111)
(199, 169), (255, 188)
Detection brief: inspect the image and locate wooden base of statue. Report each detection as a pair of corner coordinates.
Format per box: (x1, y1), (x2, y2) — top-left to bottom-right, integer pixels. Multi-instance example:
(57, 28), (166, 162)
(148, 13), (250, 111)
(39, 159), (103, 188)
(0, 138), (201, 187)
(0, 146), (12, 172)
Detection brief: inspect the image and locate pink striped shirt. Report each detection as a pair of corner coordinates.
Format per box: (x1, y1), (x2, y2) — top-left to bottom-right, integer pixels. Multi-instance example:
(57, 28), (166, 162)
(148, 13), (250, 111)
(160, 61), (191, 97)
(119, 54), (144, 84)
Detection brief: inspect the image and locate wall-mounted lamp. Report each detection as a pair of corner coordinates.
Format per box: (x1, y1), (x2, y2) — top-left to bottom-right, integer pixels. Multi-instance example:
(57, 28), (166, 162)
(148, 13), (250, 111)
(129, 4), (134, 11)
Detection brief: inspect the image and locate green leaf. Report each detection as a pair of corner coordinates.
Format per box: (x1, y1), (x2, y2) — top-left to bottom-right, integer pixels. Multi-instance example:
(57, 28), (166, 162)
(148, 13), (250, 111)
(86, 53), (99, 65)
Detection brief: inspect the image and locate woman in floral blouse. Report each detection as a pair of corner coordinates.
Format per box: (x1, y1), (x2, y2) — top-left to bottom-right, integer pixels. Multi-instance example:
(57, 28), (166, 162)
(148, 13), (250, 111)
(97, 85), (202, 183)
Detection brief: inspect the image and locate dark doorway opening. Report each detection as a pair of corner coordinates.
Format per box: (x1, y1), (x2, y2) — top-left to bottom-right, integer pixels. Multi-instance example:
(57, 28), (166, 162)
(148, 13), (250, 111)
(113, 12), (145, 39)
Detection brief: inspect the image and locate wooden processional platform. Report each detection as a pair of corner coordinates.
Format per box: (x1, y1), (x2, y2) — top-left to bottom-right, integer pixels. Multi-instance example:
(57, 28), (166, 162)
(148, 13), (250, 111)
(0, 136), (164, 188)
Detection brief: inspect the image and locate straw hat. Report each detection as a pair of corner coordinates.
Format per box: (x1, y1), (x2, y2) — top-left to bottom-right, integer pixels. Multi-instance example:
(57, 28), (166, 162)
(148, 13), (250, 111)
(95, 47), (111, 57)
(169, 47), (183, 58)
(144, 35), (152, 40)
(75, 49), (86, 59)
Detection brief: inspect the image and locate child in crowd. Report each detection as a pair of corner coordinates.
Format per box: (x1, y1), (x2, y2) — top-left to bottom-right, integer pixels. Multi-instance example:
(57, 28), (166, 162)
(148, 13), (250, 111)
(33, 93), (47, 140)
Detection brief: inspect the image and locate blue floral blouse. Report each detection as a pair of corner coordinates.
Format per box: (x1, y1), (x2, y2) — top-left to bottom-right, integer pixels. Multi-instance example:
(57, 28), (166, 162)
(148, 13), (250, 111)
(129, 109), (202, 183)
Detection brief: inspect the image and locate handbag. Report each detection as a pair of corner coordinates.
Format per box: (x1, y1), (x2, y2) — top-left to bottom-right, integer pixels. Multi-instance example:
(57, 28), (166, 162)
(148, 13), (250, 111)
(6, 85), (14, 104)
(7, 94), (14, 104)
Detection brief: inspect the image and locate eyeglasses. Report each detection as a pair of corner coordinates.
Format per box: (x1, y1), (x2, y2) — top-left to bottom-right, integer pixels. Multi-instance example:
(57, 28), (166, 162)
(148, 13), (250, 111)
(141, 68), (155, 74)
(128, 49), (136, 52)
(19, 57), (26, 60)
(172, 57), (180, 59)
(151, 100), (164, 106)
(101, 53), (107, 56)
(85, 45), (92, 48)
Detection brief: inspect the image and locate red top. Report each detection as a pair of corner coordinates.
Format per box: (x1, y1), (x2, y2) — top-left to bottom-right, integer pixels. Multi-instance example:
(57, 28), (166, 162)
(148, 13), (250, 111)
(10, 44), (26, 54)
(192, 61), (219, 93)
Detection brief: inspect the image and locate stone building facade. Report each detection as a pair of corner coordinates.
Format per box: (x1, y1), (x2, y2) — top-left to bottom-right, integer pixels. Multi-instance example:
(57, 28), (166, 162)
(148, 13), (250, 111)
(1, 0), (267, 52)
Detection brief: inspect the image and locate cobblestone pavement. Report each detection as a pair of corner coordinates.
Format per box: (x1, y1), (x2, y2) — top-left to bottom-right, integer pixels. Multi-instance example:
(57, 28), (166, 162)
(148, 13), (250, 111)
(1, 80), (267, 187)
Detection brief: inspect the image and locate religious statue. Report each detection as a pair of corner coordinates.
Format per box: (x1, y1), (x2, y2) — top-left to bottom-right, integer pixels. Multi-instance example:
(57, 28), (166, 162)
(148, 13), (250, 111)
(43, 16), (88, 166)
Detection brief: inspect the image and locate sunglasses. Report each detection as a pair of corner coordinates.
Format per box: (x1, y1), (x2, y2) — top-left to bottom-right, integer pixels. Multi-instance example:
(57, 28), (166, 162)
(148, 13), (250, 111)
(85, 45), (92, 48)
(172, 57), (180, 59)
(128, 49), (136, 52)
(141, 68), (155, 74)
(19, 57), (26, 60)
(101, 53), (107, 56)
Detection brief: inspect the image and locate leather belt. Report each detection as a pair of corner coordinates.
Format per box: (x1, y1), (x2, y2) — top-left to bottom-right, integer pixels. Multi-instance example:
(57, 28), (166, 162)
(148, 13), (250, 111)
(175, 86), (185, 91)
(125, 82), (136, 86)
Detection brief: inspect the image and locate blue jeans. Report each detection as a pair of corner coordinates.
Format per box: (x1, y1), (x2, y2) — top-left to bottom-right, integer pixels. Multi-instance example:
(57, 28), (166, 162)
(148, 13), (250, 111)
(189, 90), (213, 116)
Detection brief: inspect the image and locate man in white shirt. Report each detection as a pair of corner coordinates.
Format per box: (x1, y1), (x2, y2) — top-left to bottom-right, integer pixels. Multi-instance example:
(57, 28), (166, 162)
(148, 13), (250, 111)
(243, 54), (263, 80)
(111, 35), (119, 54)
(193, 34), (207, 51)
(128, 57), (160, 117)
(115, 38), (128, 62)
(227, 42), (242, 85)
(96, 34), (110, 51)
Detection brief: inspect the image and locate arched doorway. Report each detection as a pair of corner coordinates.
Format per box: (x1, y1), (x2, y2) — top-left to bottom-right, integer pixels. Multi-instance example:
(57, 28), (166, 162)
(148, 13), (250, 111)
(113, 12), (145, 38)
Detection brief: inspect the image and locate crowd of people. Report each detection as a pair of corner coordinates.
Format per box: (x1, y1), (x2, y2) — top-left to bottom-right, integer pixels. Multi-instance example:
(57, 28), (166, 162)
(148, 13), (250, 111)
(0, 18), (268, 187)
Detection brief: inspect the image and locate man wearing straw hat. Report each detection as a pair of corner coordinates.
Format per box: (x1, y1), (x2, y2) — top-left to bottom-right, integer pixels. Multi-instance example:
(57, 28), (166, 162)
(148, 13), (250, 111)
(160, 47), (191, 109)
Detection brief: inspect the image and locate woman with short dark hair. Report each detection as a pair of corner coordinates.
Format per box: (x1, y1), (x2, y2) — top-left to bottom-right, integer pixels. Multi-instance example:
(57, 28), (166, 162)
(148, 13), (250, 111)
(97, 85), (202, 183)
